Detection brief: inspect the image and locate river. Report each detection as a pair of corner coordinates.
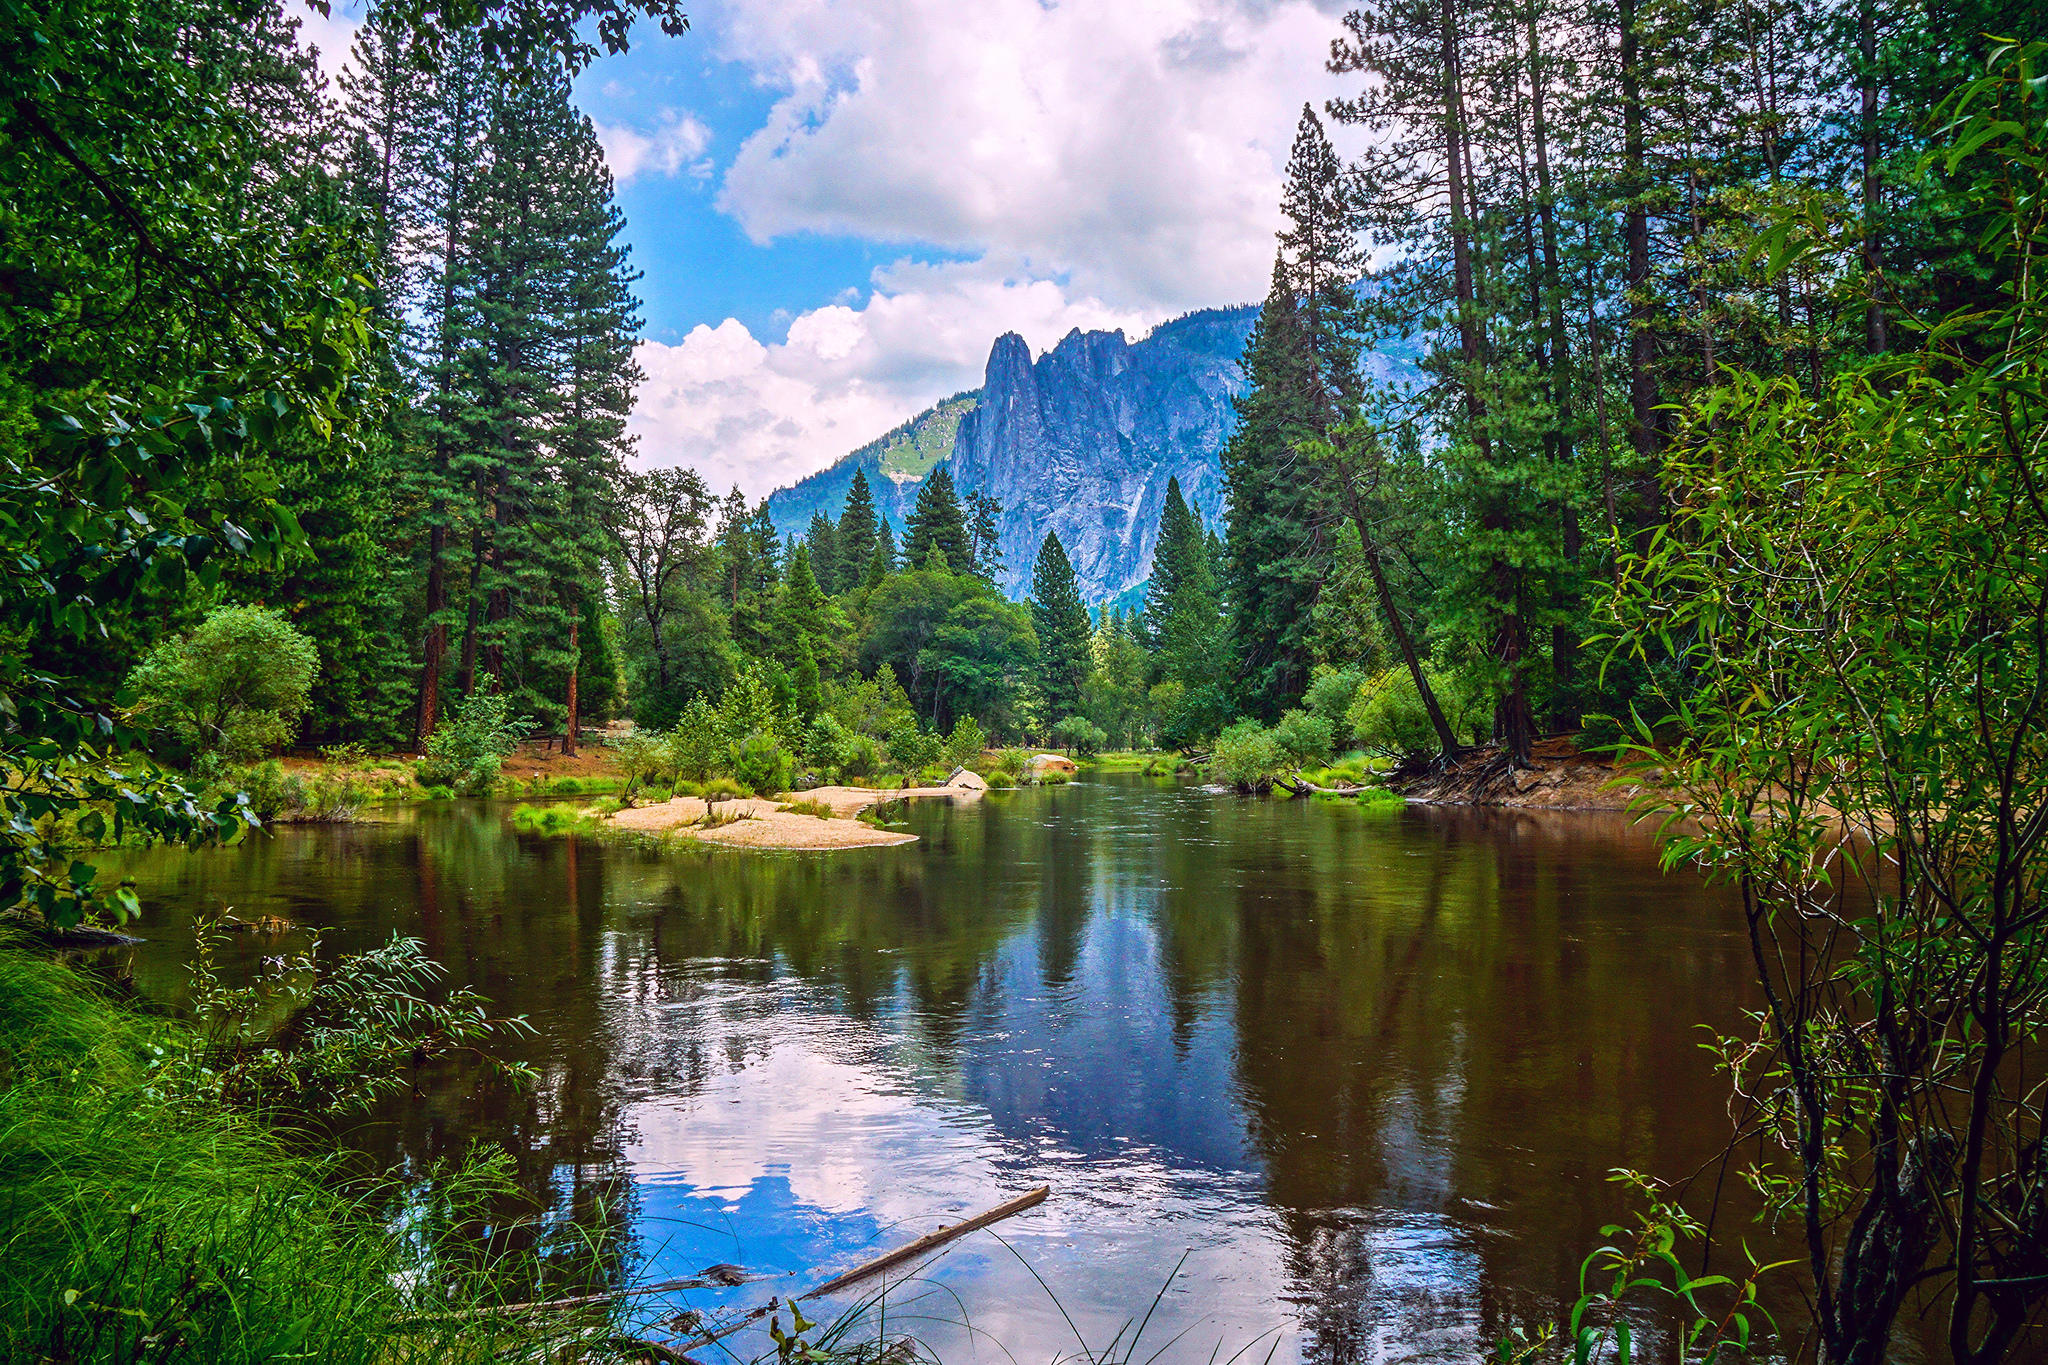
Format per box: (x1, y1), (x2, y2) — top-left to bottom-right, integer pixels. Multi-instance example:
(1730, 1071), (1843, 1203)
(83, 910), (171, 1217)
(107, 775), (1783, 1364)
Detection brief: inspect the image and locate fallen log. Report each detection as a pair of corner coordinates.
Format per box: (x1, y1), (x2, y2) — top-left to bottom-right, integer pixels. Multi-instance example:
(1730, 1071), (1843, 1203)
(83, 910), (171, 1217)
(801, 1185), (1051, 1301)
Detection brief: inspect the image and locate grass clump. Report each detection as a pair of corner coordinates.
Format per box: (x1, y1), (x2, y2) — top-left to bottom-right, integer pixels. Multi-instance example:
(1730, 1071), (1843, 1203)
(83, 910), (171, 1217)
(509, 803), (602, 835)
(779, 798), (836, 820)
(0, 942), (561, 1364)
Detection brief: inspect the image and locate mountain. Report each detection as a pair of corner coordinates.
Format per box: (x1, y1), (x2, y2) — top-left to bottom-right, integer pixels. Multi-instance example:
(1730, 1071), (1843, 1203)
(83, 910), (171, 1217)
(767, 306), (1256, 602)
(950, 306), (1256, 600)
(764, 391), (978, 541)
(765, 302), (1421, 604)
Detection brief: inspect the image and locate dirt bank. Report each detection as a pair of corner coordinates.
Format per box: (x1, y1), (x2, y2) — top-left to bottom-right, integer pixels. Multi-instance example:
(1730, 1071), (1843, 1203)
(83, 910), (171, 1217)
(604, 781), (986, 850)
(1394, 737), (1652, 811)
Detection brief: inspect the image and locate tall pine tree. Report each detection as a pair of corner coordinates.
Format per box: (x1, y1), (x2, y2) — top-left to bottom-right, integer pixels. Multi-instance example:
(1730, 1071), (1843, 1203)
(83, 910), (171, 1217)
(1029, 532), (1092, 724)
(903, 465), (971, 572)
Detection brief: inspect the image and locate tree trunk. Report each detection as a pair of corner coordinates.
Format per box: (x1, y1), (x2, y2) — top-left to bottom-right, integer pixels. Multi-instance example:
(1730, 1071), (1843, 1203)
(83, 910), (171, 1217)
(563, 618), (580, 757)
(1333, 459), (1460, 760)
(1859, 0), (1886, 354)
(1620, 0), (1661, 518)
(416, 521), (446, 750)
(1438, 0), (1534, 766)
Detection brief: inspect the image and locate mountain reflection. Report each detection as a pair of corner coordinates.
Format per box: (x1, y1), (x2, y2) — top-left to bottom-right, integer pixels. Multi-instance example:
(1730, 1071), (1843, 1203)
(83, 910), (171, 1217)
(109, 779), (1772, 1363)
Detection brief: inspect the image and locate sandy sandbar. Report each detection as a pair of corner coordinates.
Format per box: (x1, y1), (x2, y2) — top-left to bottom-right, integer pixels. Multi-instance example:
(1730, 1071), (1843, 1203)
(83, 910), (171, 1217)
(603, 783), (985, 850)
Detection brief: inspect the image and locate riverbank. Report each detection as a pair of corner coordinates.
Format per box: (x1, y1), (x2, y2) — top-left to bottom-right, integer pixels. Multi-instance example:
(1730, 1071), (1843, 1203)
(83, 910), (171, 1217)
(605, 778), (988, 849)
(1392, 737), (1645, 811)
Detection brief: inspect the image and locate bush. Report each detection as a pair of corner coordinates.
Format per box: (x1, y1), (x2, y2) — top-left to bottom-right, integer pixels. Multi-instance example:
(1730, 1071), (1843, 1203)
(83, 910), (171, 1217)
(1345, 666), (1484, 760)
(1210, 719), (1284, 790)
(943, 716), (988, 768)
(728, 731), (793, 796)
(415, 690), (527, 794)
(1304, 666), (1365, 749)
(1270, 708), (1335, 767)
(610, 729), (669, 802)
(127, 605), (319, 761)
(1050, 714), (1107, 757)
(884, 718), (941, 775)
(702, 776), (748, 801)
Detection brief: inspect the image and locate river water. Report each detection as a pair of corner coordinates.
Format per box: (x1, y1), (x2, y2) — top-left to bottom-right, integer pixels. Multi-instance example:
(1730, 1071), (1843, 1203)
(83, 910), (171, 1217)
(107, 776), (1783, 1364)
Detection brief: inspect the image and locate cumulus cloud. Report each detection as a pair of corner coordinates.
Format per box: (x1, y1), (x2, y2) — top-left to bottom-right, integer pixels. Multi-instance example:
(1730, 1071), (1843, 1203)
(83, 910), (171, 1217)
(711, 0), (1348, 314)
(630, 261), (1151, 497)
(595, 110), (715, 184)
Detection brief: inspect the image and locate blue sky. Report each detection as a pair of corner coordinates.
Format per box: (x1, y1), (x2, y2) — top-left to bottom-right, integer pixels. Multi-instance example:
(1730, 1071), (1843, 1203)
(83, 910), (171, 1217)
(301, 0), (1352, 496)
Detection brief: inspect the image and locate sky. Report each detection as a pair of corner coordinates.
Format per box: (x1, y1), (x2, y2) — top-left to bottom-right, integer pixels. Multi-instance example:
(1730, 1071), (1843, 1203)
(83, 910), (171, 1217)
(297, 0), (1353, 498)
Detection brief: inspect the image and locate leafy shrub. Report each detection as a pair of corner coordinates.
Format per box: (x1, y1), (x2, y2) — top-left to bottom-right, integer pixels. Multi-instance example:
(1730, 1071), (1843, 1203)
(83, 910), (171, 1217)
(993, 747), (1030, 779)
(1050, 714), (1107, 757)
(1270, 708), (1335, 767)
(1210, 719), (1284, 790)
(1345, 666), (1484, 760)
(127, 605), (319, 761)
(414, 690), (527, 794)
(944, 716), (988, 767)
(1304, 667), (1365, 749)
(420, 784), (454, 802)
(550, 777), (583, 796)
(702, 776), (748, 801)
(884, 719), (941, 775)
(729, 731), (793, 796)
(664, 698), (725, 783)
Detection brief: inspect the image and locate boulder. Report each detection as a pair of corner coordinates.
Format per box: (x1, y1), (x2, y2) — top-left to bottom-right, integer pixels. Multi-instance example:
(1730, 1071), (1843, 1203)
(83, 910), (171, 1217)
(1029, 753), (1078, 774)
(944, 766), (989, 791)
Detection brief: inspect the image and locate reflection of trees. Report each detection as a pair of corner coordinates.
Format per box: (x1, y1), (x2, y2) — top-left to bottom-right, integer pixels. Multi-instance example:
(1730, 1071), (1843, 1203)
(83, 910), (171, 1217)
(106, 784), (1786, 1358)
(1216, 801), (1770, 1361)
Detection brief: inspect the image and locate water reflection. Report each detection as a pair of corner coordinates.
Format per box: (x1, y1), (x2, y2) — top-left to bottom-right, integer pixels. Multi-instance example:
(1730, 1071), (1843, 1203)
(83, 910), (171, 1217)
(108, 780), (1775, 1363)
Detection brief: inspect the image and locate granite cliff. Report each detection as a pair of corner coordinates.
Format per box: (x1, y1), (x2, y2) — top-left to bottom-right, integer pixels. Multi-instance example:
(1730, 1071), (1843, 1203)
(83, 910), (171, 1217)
(767, 305), (1257, 603)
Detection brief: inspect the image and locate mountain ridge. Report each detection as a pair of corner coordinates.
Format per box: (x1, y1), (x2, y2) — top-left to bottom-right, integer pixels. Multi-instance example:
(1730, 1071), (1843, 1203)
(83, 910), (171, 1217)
(766, 304), (1258, 602)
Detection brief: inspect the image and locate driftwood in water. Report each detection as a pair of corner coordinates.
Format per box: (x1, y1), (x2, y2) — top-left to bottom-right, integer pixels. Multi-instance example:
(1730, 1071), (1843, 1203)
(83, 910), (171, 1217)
(670, 1185), (1053, 1355)
(1273, 773), (1368, 798)
(801, 1185), (1051, 1301)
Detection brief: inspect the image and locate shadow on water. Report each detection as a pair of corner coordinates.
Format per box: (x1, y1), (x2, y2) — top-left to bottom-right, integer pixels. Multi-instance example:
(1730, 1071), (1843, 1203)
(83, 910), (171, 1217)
(104, 778), (1811, 1364)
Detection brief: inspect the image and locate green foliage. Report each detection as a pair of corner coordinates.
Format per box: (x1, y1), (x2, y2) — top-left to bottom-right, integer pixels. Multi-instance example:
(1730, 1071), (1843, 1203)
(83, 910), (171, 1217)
(1346, 665), (1484, 760)
(1268, 708), (1334, 767)
(901, 464), (971, 571)
(1050, 715), (1107, 757)
(0, 941), (561, 1365)
(1029, 532), (1091, 724)
(884, 719), (942, 776)
(1302, 666), (1365, 748)
(127, 605), (320, 761)
(414, 688), (527, 794)
(1209, 720), (1285, 790)
(728, 730), (793, 796)
(943, 715), (988, 767)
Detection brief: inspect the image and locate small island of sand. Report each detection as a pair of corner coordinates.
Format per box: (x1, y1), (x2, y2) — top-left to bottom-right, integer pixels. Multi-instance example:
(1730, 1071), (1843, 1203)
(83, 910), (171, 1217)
(603, 770), (992, 850)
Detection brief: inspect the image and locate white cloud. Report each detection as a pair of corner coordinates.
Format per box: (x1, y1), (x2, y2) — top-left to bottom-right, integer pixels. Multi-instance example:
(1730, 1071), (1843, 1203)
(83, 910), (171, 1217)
(630, 261), (1150, 497)
(595, 110), (714, 184)
(709, 0), (1349, 314)
(625, 0), (1351, 496)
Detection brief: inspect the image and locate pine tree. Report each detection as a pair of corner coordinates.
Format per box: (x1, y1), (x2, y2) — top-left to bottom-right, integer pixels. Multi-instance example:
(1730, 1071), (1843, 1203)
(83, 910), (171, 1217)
(805, 512), (840, 594)
(965, 489), (1003, 582)
(836, 468), (879, 583)
(903, 465), (971, 571)
(863, 531), (893, 591)
(1222, 259), (1325, 719)
(1145, 476), (1200, 638)
(1029, 532), (1092, 724)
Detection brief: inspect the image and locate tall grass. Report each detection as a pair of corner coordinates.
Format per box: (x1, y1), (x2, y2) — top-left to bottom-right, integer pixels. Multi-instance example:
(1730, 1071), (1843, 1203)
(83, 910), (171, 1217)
(0, 945), (581, 1363)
